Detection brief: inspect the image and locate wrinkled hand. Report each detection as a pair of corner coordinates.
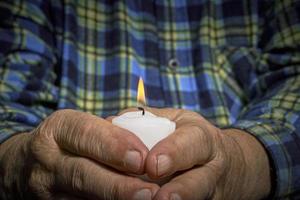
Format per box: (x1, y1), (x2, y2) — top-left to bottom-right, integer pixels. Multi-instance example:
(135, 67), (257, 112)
(120, 108), (271, 200)
(0, 109), (159, 200)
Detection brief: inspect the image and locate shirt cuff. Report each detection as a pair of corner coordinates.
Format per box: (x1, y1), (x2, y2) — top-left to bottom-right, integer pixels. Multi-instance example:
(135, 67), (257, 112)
(0, 121), (34, 144)
(229, 119), (294, 199)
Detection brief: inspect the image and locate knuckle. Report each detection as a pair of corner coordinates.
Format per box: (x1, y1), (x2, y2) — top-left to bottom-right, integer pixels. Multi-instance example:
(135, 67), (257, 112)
(29, 132), (53, 164)
(216, 150), (226, 167)
(29, 136), (44, 158)
(50, 109), (75, 119)
(44, 110), (67, 126)
(42, 109), (89, 147)
(192, 125), (211, 144)
(29, 122), (60, 166)
(31, 111), (66, 143)
(184, 125), (213, 162)
(44, 109), (81, 132)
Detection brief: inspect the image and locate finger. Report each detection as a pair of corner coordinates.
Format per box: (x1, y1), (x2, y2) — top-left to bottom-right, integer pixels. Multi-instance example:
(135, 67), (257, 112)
(55, 154), (160, 200)
(153, 160), (223, 200)
(146, 125), (221, 178)
(39, 109), (148, 174)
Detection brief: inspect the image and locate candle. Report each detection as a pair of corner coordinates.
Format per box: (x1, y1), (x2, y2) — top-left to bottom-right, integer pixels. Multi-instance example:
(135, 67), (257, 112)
(112, 77), (176, 184)
(112, 77), (176, 149)
(112, 109), (175, 149)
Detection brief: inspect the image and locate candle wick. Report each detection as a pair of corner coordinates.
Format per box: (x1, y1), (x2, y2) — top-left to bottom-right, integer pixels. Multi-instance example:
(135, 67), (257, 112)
(138, 107), (145, 115)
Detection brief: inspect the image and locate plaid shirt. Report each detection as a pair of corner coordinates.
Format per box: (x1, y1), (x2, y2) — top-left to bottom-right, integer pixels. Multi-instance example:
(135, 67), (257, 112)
(0, 0), (299, 198)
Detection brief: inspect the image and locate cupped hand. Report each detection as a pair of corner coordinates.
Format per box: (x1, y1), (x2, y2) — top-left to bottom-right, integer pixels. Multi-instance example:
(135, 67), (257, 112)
(121, 107), (271, 200)
(0, 109), (159, 200)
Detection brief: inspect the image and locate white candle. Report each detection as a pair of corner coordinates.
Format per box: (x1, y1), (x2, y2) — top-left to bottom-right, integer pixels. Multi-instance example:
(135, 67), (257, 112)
(112, 110), (176, 150)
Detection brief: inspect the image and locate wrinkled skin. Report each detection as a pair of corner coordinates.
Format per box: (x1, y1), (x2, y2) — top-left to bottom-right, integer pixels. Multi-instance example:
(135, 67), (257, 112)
(0, 108), (271, 200)
(116, 107), (271, 200)
(0, 109), (159, 200)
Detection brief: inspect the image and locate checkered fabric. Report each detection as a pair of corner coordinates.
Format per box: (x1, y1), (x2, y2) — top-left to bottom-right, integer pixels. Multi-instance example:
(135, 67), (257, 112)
(0, 0), (299, 198)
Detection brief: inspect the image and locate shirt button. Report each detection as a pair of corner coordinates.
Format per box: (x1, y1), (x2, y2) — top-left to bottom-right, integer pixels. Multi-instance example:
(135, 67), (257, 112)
(168, 58), (179, 68)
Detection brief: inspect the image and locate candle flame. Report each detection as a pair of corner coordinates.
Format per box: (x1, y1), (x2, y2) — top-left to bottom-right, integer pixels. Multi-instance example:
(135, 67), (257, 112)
(137, 77), (146, 106)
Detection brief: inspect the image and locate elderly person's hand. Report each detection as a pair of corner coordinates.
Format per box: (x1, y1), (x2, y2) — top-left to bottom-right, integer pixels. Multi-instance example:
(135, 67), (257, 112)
(125, 107), (271, 200)
(0, 109), (159, 200)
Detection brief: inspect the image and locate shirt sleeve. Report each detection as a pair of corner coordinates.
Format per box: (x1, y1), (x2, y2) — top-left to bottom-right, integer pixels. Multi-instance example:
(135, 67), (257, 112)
(0, 0), (60, 143)
(230, 0), (300, 198)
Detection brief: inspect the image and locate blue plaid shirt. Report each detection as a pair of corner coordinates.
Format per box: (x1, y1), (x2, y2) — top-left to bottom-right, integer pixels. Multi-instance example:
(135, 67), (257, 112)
(0, 0), (300, 198)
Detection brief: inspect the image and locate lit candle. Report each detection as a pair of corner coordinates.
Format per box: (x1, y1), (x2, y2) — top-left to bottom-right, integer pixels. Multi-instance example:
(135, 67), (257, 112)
(112, 77), (176, 149)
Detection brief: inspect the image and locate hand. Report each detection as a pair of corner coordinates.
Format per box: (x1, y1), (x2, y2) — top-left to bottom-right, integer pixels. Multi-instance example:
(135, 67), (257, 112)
(136, 108), (271, 200)
(0, 109), (159, 200)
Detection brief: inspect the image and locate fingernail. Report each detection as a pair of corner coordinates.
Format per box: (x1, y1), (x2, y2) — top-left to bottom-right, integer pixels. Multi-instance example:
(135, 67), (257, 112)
(157, 154), (172, 176)
(124, 150), (141, 172)
(170, 193), (182, 200)
(133, 189), (152, 200)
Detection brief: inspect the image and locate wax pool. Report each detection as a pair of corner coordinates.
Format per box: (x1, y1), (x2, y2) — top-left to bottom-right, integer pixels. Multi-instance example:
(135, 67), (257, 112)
(112, 110), (176, 149)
